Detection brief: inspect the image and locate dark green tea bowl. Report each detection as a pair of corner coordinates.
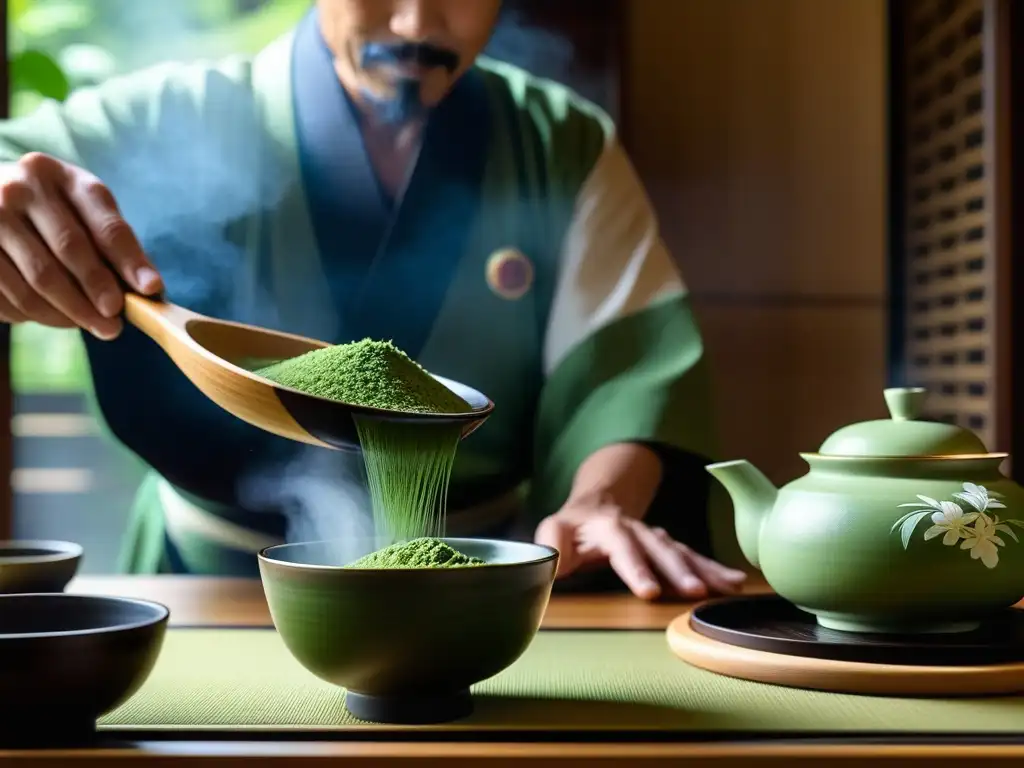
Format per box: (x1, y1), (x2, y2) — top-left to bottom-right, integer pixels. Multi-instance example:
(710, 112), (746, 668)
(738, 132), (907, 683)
(258, 538), (558, 725)
(0, 593), (168, 747)
(0, 539), (83, 593)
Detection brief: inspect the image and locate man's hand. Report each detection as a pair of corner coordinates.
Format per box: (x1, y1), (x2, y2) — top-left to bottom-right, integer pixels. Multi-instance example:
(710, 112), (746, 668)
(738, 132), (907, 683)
(532, 443), (747, 601)
(0, 152), (163, 339)
(535, 500), (747, 601)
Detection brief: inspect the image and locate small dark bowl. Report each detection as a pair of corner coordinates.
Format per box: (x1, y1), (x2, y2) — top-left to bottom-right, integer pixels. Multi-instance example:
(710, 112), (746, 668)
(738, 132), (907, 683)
(0, 539), (83, 593)
(0, 594), (169, 747)
(258, 538), (558, 724)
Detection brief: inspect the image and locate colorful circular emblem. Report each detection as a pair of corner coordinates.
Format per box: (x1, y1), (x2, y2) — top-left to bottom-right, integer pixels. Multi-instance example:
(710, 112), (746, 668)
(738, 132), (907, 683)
(486, 248), (534, 300)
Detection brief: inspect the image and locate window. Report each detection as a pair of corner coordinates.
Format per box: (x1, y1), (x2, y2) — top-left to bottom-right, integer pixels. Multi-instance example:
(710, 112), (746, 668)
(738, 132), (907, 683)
(9, 0), (308, 573)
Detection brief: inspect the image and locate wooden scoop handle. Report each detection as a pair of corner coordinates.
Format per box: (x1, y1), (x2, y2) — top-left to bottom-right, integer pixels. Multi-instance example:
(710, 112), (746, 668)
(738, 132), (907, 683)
(123, 293), (201, 348)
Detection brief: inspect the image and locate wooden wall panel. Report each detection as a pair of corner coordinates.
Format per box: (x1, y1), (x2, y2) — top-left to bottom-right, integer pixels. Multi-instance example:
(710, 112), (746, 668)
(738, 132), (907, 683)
(625, 0), (888, 483)
(626, 0), (886, 301)
(694, 302), (887, 482)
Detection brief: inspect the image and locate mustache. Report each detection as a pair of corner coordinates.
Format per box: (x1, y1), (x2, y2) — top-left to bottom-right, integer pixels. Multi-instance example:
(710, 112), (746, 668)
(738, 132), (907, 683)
(360, 42), (460, 74)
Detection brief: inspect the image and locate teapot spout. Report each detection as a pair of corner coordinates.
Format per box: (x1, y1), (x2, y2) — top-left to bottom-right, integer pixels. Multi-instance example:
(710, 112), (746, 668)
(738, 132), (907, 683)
(705, 460), (778, 571)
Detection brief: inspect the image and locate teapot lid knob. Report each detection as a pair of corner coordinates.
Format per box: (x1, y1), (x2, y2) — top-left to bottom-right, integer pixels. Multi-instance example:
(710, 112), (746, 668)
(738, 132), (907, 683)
(883, 387), (927, 422)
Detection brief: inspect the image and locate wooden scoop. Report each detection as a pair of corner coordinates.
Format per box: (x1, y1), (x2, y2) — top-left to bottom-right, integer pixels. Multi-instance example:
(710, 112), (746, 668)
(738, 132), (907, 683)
(122, 294), (494, 452)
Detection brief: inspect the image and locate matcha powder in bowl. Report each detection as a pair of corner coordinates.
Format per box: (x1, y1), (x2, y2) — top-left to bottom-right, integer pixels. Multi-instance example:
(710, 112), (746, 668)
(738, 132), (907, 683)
(254, 339), (470, 414)
(346, 538), (485, 569)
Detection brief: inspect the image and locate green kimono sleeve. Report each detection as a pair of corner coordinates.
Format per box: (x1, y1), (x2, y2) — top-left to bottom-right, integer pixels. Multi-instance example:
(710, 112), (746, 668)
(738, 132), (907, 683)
(527, 133), (742, 565)
(0, 58), (262, 574)
(0, 56), (259, 416)
(0, 57), (244, 162)
(0, 70), (187, 432)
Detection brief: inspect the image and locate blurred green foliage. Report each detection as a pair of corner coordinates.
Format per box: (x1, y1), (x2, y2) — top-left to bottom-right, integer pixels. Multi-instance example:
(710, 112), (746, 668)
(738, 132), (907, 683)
(8, 0), (309, 393)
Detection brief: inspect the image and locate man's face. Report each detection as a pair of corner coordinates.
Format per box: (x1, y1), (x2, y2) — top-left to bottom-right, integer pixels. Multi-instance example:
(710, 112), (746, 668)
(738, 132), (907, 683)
(316, 0), (502, 124)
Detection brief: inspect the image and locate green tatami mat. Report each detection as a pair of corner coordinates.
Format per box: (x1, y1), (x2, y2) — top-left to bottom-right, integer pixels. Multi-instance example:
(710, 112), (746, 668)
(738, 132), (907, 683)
(99, 629), (1024, 733)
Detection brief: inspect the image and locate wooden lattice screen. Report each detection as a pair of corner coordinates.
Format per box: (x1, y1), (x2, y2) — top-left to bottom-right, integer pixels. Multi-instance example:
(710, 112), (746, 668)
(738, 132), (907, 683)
(893, 0), (1015, 455)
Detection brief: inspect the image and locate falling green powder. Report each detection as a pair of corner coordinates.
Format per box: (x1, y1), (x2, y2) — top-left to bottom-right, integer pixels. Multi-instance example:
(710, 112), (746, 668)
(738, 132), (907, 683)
(346, 537), (484, 569)
(255, 339), (472, 543)
(354, 419), (462, 540)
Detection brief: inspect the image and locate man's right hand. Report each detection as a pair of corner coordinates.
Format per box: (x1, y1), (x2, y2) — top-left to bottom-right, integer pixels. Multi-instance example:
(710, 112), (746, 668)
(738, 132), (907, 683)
(0, 152), (163, 339)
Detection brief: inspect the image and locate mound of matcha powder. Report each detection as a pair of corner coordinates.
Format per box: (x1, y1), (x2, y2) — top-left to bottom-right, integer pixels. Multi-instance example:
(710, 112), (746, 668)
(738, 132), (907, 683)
(346, 538), (485, 569)
(254, 339), (470, 414)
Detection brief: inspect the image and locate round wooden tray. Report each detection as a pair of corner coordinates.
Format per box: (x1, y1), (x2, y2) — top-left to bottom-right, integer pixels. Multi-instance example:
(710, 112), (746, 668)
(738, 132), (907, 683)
(667, 599), (1024, 697)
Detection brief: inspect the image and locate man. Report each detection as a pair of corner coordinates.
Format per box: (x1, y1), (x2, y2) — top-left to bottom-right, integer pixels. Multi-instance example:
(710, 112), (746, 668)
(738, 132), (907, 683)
(0, 0), (746, 599)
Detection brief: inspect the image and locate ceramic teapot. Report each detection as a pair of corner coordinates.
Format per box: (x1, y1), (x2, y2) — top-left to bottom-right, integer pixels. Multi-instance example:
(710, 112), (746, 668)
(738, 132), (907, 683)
(706, 387), (1024, 634)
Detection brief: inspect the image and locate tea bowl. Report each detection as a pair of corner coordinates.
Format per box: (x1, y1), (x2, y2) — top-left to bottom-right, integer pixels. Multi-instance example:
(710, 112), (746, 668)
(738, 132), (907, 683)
(0, 539), (83, 593)
(0, 593), (168, 746)
(258, 538), (558, 724)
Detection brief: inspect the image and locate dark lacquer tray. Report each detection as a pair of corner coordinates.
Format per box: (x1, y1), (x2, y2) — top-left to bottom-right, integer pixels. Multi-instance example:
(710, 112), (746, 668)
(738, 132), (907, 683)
(689, 595), (1024, 666)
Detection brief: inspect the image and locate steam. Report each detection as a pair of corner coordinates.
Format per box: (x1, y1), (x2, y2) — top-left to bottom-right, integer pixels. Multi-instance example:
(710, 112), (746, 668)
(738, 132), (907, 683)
(81, 8), (359, 556)
(485, 6), (602, 104)
(486, 7), (575, 78)
(238, 445), (377, 559)
(101, 91), (289, 332)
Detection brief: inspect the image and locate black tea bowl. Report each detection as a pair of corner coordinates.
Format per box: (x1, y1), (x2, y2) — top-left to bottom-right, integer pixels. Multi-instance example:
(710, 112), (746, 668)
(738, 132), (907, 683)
(0, 539), (83, 593)
(259, 537), (558, 725)
(0, 594), (169, 747)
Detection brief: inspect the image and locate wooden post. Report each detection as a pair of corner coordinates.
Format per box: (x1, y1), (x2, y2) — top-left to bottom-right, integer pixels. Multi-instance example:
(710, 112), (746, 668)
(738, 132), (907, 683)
(0, 0), (13, 539)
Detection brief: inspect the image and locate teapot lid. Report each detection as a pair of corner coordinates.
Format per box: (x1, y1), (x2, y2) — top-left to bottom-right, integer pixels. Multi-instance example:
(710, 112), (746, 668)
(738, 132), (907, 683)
(817, 388), (990, 457)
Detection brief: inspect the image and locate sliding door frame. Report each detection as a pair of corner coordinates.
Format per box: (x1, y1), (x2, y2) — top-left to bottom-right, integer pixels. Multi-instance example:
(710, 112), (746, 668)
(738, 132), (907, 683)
(886, 0), (1022, 474)
(0, 0), (13, 538)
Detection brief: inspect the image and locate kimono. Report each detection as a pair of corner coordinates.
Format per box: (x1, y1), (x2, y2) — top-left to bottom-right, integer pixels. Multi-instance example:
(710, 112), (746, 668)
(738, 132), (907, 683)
(0, 11), (731, 576)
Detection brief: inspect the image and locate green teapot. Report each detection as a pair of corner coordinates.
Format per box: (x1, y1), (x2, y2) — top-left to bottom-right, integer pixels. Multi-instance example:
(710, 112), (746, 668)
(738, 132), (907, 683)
(707, 387), (1024, 634)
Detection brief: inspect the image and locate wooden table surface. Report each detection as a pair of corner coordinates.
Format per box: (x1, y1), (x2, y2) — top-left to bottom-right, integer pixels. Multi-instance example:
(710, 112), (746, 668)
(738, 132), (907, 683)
(1, 575), (1020, 766)
(71, 575), (738, 630)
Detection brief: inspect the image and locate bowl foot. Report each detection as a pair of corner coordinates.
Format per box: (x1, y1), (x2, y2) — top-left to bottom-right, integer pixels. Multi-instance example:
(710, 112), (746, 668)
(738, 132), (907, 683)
(815, 615), (981, 635)
(344, 689), (473, 724)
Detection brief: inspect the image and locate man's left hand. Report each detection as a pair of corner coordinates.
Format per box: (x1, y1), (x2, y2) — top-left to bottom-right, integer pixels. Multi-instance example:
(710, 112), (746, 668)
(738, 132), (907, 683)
(534, 501), (747, 601)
